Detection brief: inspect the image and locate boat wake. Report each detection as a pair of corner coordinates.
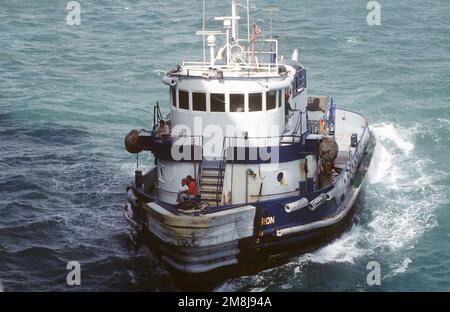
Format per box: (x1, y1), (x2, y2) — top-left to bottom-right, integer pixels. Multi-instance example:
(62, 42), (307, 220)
(216, 122), (448, 291)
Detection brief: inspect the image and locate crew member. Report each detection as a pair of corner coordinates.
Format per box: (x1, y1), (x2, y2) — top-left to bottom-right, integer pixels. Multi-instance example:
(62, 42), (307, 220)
(155, 120), (170, 139)
(177, 175), (198, 203)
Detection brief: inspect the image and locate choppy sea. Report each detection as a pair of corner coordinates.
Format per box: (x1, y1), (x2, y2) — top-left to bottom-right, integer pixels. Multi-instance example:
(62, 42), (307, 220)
(0, 0), (449, 291)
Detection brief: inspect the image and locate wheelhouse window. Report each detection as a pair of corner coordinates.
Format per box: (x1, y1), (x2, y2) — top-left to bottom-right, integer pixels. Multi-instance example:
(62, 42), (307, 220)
(266, 91), (277, 110)
(179, 90), (189, 110)
(278, 89), (283, 108)
(192, 92), (206, 111)
(249, 93), (262, 112)
(210, 93), (225, 112)
(171, 87), (177, 107)
(230, 94), (245, 112)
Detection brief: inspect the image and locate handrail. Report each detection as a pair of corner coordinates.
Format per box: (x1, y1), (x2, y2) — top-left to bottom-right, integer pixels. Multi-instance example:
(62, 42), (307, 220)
(152, 102), (164, 129)
(182, 38), (279, 72)
(216, 136), (228, 206)
(293, 111), (304, 136)
(342, 117), (370, 181)
(195, 136), (205, 189)
(181, 62), (279, 72)
(167, 134), (303, 147)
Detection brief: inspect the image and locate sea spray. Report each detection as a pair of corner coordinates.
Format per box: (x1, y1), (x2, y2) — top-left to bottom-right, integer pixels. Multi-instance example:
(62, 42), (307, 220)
(217, 123), (445, 291)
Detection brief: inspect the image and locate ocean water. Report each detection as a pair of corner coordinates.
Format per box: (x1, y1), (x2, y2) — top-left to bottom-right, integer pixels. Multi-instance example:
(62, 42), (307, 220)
(0, 0), (449, 291)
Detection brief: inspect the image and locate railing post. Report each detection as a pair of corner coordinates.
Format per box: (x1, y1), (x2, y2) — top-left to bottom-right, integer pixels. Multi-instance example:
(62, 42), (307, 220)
(153, 106), (156, 129)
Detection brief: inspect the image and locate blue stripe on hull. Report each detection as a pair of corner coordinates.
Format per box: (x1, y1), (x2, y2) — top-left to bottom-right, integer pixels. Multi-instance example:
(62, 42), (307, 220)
(253, 191), (338, 236)
(138, 134), (319, 164)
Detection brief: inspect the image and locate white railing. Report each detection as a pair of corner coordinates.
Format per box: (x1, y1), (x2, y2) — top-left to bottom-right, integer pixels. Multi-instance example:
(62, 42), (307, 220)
(182, 38), (279, 73)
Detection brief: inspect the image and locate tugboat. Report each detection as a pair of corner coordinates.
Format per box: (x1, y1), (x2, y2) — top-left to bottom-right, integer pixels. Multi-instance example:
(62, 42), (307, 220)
(123, 1), (375, 279)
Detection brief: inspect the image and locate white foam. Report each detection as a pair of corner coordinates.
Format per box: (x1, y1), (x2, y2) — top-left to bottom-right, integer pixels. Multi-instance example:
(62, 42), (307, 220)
(364, 123), (440, 252)
(292, 120), (441, 259)
(152, 70), (166, 77)
(215, 274), (268, 292)
(437, 118), (450, 125)
(120, 153), (153, 178)
(250, 287), (267, 292)
(372, 123), (414, 155)
(0, 279), (4, 292)
(296, 226), (366, 265)
(281, 283), (292, 290)
(346, 37), (359, 43)
(383, 258), (412, 279)
(216, 123), (446, 290)
(367, 143), (393, 184)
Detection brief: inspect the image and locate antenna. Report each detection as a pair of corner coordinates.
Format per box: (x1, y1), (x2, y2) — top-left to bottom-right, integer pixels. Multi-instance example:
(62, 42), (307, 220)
(202, 0), (206, 66)
(235, 0), (251, 63)
(215, 16), (240, 66)
(196, 31), (222, 66)
(231, 0), (239, 40)
(247, 0), (250, 64)
(264, 7), (279, 39)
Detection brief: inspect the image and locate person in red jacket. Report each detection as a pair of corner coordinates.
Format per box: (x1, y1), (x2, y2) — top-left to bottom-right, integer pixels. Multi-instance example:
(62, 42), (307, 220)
(177, 175), (197, 203)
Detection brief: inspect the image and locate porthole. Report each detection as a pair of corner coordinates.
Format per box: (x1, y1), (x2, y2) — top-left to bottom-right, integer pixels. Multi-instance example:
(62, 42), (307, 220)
(277, 172), (284, 183)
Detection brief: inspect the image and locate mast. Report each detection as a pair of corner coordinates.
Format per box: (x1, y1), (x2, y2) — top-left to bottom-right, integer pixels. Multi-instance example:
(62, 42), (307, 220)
(264, 7), (279, 39)
(187, 0), (280, 72)
(231, 0), (239, 40)
(247, 0), (250, 64)
(202, 0), (206, 65)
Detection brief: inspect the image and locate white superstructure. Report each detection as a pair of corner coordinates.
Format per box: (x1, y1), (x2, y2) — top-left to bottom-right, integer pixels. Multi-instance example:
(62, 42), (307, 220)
(156, 1), (310, 205)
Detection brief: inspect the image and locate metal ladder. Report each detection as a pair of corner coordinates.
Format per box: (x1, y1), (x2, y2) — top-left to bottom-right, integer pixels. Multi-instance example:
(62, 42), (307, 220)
(199, 160), (223, 206)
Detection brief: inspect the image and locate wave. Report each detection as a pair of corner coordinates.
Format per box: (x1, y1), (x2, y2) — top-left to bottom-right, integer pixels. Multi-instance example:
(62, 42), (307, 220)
(152, 70), (167, 77)
(297, 225), (366, 265)
(217, 122), (447, 291)
(383, 258), (412, 280)
(372, 123), (414, 155)
(295, 122), (443, 262)
(346, 37), (360, 44)
(437, 118), (450, 125)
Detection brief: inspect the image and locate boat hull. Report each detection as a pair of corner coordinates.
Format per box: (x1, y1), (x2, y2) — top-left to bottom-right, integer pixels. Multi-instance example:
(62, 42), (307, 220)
(124, 132), (376, 282)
